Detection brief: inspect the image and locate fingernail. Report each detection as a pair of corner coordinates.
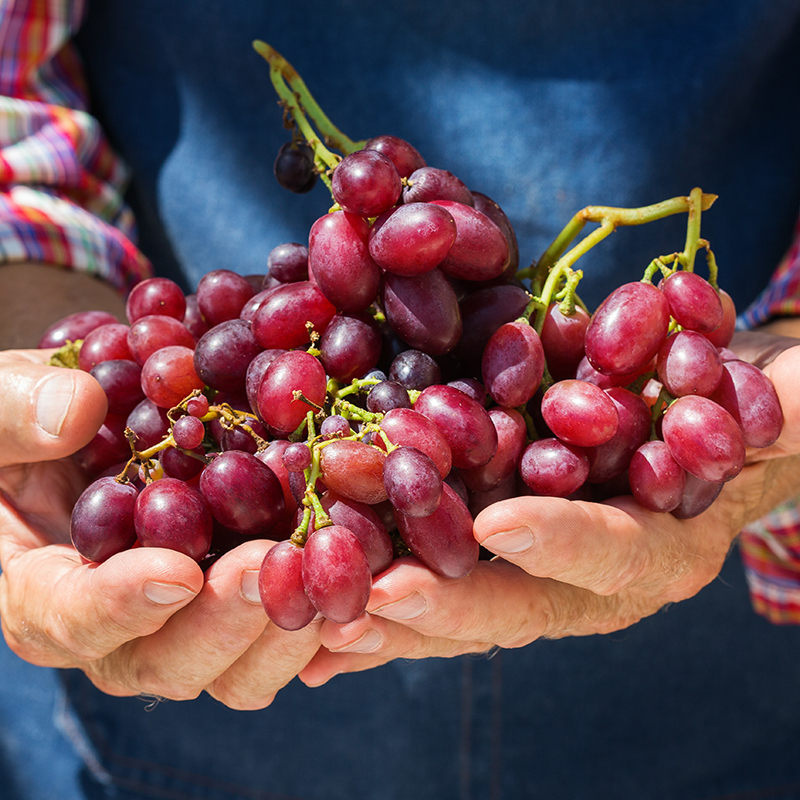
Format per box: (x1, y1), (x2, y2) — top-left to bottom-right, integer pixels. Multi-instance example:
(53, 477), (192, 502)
(143, 581), (197, 605)
(483, 526), (534, 554)
(332, 629), (382, 653)
(36, 372), (76, 436)
(372, 591), (427, 620)
(240, 570), (261, 604)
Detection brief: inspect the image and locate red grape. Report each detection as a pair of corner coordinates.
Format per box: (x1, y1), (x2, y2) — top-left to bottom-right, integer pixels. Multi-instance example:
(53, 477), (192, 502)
(259, 540), (317, 631)
(584, 282), (670, 376)
(302, 525), (372, 623)
(134, 478), (213, 561)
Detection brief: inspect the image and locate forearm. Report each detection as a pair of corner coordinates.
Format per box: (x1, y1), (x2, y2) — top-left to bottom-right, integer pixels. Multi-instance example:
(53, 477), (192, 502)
(0, 263), (126, 350)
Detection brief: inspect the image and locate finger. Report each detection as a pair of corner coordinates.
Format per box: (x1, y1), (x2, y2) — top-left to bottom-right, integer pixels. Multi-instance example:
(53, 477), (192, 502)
(472, 494), (730, 600)
(754, 345), (800, 459)
(0, 352), (107, 467)
(366, 557), (656, 646)
(99, 540), (278, 701)
(207, 620), (322, 710)
(298, 612), (491, 688)
(0, 505), (203, 671)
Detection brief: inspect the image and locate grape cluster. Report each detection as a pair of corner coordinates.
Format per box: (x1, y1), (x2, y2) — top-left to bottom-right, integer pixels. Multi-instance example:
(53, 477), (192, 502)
(46, 75), (782, 631)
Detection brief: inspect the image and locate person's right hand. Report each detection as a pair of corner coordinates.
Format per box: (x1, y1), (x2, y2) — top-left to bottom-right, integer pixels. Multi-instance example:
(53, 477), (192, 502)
(0, 349), (320, 709)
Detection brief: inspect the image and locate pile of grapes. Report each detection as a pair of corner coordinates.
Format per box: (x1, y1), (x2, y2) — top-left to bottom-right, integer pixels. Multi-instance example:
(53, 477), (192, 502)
(47, 43), (783, 631)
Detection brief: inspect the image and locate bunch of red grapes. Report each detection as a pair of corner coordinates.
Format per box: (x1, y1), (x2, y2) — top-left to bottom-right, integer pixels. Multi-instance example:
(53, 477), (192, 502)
(46, 133), (783, 632)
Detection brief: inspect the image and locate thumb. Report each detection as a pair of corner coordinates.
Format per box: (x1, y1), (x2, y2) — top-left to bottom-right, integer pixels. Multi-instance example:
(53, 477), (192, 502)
(0, 352), (107, 468)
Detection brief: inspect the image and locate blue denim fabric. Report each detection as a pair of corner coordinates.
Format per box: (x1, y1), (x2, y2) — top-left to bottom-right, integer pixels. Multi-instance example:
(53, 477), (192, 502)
(4, 1), (800, 798)
(74, 0), (800, 311)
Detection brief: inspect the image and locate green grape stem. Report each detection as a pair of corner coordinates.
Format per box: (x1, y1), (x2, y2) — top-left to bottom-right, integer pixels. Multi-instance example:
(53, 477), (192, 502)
(253, 40), (366, 179)
(517, 189), (718, 333)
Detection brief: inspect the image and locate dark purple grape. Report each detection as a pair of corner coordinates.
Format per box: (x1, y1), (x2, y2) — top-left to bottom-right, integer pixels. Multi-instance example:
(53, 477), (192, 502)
(302, 526), (372, 623)
(403, 166), (474, 206)
(381, 269), (462, 356)
(308, 211), (382, 313)
(89, 359), (144, 416)
(318, 312), (382, 383)
(199, 451), (285, 536)
(366, 380), (412, 413)
(193, 319), (263, 393)
(383, 446), (443, 518)
(160, 444), (206, 481)
(134, 478), (213, 561)
(388, 349), (442, 390)
(451, 284), (530, 367)
(70, 477), (138, 562)
(584, 282), (671, 376)
(267, 242), (309, 283)
(39, 310), (119, 349)
(395, 483), (478, 579)
(274, 141), (318, 193)
(126, 277), (186, 324)
(259, 541), (317, 631)
(126, 398), (171, 450)
(220, 421), (266, 454)
(331, 149), (402, 218)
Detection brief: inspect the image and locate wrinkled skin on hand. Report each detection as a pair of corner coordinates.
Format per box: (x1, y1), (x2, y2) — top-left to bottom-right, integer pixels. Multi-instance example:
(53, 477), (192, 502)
(299, 329), (800, 687)
(0, 350), (320, 710)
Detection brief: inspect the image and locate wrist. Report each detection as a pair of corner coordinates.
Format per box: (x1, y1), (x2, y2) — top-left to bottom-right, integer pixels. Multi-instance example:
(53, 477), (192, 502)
(0, 263), (127, 350)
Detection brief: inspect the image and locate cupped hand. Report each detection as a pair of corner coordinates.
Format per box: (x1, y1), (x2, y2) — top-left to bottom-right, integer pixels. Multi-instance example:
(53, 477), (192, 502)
(299, 333), (800, 687)
(0, 350), (320, 710)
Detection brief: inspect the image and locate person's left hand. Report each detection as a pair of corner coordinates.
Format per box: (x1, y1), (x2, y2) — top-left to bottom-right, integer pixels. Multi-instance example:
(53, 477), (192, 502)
(299, 330), (800, 687)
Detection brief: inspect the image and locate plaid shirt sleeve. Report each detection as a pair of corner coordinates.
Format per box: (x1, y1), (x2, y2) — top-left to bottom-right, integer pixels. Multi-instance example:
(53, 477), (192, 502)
(0, 0), (152, 292)
(738, 214), (800, 623)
